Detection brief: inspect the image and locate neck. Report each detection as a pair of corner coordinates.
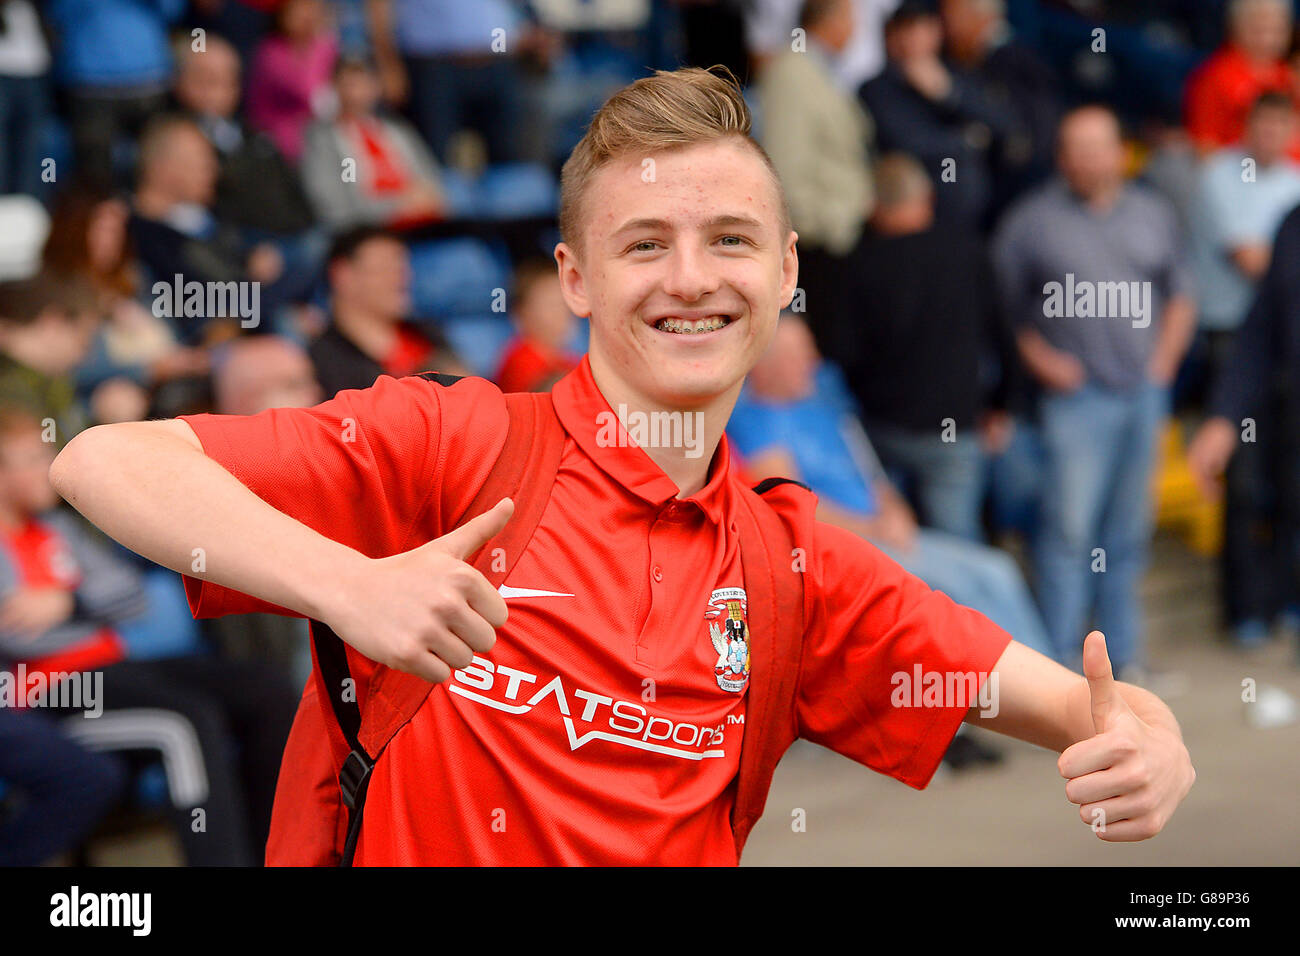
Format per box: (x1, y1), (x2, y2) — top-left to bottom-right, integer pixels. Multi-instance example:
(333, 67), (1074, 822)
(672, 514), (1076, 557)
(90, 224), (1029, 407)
(587, 353), (738, 498)
(133, 185), (176, 219)
(333, 304), (399, 359)
(0, 503), (25, 532)
(1076, 179), (1122, 211)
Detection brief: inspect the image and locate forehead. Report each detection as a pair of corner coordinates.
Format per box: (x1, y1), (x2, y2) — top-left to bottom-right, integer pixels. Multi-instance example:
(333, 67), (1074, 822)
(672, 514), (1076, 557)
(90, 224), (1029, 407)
(584, 139), (784, 239)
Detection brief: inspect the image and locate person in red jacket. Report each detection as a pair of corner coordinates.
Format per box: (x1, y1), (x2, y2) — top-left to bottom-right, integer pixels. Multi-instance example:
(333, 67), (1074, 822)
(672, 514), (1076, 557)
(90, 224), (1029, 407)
(1184, 0), (1300, 158)
(495, 257), (579, 393)
(51, 68), (1195, 864)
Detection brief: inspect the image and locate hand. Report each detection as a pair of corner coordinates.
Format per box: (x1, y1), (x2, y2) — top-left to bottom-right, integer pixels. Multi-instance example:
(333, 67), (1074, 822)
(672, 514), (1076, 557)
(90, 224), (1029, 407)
(1187, 416), (1238, 500)
(246, 243), (284, 284)
(377, 56), (409, 106)
(1039, 350), (1087, 393)
(978, 410), (1014, 454)
(0, 588), (75, 640)
(1059, 632), (1195, 841)
(1146, 349), (1179, 386)
(322, 498), (514, 684)
(901, 57), (952, 101)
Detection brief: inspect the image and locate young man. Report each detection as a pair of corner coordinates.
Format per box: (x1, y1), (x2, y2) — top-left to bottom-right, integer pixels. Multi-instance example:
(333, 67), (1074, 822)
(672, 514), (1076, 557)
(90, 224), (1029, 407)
(50, 68), (1194, 865)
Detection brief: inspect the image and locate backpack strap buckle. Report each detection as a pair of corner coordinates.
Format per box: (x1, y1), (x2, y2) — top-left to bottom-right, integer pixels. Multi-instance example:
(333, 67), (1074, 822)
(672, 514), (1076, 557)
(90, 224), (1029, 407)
(339, 749), (374, 811)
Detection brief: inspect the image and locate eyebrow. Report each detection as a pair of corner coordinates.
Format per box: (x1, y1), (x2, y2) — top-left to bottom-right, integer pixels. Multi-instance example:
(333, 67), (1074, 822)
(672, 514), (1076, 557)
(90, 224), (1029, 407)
(612, 214), (767, 236)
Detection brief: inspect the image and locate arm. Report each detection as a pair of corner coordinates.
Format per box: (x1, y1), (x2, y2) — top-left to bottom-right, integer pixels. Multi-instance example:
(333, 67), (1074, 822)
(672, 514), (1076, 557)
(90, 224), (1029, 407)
(968, 632), (1195, 840)
(366, 0), (408, 105)
(49, 419), (356, 623)
(1147, 293), (1197, 385)
(49, 410), (510, 684)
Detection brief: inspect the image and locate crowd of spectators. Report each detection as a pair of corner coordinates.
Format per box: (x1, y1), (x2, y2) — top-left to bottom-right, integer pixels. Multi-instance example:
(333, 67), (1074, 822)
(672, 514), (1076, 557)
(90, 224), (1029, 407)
(0, 0), (1298, 864)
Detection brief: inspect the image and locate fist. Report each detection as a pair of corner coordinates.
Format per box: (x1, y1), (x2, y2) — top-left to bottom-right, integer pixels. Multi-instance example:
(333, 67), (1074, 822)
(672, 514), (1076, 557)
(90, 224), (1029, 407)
(1059, 632), (1195, 841)
(324, 498), (514, 684)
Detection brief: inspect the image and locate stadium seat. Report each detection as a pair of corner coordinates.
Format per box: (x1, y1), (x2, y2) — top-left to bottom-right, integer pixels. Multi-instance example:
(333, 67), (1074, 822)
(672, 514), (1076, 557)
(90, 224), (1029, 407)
(437, 314), (516, 379)
(408, 237), (512, 319)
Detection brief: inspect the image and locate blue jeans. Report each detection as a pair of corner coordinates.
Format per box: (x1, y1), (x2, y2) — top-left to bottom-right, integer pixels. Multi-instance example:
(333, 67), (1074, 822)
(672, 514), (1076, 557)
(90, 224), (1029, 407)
(1033, 381), (1169, 670)
(878, 528), (1055, 660)
(866, 420), (987, 542)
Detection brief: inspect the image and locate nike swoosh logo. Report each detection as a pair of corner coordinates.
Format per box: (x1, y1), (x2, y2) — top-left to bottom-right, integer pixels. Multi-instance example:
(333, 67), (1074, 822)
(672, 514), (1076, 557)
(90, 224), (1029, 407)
(498, 584), (575, 599)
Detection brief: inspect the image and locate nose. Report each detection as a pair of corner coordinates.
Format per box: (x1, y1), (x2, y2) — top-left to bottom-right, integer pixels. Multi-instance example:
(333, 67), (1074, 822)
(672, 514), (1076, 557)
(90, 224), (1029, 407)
(661, 240), (721, 302)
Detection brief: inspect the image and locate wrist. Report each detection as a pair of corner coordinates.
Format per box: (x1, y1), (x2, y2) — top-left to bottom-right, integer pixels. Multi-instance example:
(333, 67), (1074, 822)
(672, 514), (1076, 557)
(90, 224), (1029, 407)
(290, 540), (371, 623)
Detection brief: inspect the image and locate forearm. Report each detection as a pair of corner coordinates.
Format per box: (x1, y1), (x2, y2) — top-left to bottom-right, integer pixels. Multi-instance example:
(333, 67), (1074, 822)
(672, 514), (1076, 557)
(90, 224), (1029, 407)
(1151, 295), (1197, 370)
(49, 420), (362, 621)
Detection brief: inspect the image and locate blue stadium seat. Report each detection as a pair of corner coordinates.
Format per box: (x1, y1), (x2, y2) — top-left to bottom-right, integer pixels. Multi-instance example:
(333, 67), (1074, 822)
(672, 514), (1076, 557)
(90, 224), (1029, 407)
(408, 237), (512, 319)
(475, 163), (559, 220)
(437, 314), (516, 379)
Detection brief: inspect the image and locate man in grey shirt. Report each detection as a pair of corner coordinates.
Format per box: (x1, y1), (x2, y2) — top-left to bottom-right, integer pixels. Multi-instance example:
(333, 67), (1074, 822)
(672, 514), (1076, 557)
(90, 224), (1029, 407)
(992, 104), (1197, 675)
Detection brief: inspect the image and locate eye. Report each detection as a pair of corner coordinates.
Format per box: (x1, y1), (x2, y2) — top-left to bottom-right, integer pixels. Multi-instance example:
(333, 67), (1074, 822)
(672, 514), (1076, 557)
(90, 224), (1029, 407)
(627, 240), (659, 254)
(719, 235), (747, 247)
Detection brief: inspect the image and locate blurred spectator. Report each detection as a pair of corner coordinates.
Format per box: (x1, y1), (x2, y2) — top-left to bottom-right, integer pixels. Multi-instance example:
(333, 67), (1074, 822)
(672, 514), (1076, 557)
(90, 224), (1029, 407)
(214, 333), (323, 414)
(0, 707), (126, 865)
(301, 57), (448, 231)
(828, 153), (1014, 542)
(310, 226), (464, 396)
(1184, 0), (1298, 159)
(1189, 203), (1300, 652)
(860, 1), (1021, 230)
(188, 0), (280, 66)
(0, 405), (298, 865)
(759, 0), (875, 323)
(129, 114), (312, 345)
(0, 271), (97, 446)
(366, 0), (526, 164)
(0, 0), (52, 198)
(729, 314), (1054, 661)
(203, 335), (319, 683)
(174, 33), (317, 238)
(495, 257), (577, 393)
(42, 185), (210, 422)
(46, 0), (186, 189)
(1190, 92), (1300, 339)
(940, 0), (1063, 219)
(992, 105), (1197, 675)
(747, 0), (902, 91)
(245, 0), (339, 164)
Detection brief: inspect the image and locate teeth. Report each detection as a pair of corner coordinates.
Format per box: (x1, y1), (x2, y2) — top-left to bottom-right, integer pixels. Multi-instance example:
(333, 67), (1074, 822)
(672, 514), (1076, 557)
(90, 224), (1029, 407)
(656, 316), (731, 334)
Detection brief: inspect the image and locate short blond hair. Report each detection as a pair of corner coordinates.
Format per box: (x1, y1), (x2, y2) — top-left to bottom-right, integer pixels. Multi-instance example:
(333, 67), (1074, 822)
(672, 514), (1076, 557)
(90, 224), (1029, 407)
(559, 66), (792, 249)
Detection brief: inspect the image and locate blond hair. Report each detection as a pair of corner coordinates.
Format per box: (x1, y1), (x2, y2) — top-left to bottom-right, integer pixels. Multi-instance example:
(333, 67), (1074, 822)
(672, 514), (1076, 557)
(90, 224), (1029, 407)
(559, 66), (792, 248)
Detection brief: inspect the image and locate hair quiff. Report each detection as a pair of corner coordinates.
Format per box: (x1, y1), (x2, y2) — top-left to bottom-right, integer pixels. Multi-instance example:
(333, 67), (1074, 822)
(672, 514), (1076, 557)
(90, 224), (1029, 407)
(559, 66), (792, 248)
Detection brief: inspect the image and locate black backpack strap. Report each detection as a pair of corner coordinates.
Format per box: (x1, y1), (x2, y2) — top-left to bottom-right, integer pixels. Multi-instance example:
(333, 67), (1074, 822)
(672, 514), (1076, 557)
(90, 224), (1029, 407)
(752, 476), (810, 495)
(310, 622), (370, 865)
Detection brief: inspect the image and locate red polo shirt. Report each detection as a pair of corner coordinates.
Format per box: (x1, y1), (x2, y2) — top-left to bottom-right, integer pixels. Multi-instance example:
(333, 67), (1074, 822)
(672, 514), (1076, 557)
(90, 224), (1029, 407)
(178, 357), (1011, 865)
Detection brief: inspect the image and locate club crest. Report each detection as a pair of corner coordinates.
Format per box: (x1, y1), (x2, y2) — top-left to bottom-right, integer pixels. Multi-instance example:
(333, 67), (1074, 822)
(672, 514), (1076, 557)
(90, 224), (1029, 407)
(706, 587), (750, 693)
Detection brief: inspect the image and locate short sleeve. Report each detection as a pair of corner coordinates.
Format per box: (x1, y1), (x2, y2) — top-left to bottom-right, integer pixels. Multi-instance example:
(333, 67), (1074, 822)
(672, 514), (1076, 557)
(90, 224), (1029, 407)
(796, 520), (1013, 789)
(176, 373), (455, 618)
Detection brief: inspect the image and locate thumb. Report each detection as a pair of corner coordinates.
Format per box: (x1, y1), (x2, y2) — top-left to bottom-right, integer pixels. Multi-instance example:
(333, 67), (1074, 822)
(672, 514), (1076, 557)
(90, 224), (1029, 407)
(429, 497), (514, 561)
(1082, 630), (1124, 734)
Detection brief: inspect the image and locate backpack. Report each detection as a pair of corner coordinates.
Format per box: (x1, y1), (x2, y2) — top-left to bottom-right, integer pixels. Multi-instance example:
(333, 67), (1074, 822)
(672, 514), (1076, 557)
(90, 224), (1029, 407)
(267, 381), (816, 865)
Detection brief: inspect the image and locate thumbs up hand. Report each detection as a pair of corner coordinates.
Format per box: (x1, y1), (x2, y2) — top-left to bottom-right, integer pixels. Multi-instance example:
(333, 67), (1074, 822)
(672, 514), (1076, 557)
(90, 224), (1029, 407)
(323, 498), (514, 684)
(1058, 631), (1196, 841)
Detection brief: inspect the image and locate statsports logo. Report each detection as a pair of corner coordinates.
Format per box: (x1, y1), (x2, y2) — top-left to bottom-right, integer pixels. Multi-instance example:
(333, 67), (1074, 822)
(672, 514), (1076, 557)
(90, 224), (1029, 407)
(706, 587), (750, 693)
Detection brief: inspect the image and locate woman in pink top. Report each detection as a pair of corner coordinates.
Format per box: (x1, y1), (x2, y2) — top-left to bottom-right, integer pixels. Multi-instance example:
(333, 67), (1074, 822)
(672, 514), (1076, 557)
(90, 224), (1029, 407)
(245, 0), (339, 163)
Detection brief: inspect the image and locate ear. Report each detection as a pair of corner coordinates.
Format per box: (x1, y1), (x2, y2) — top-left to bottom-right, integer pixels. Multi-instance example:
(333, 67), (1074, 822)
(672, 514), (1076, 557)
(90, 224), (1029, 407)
(779, 230), (799, 310)
(553, 241), (592, 319)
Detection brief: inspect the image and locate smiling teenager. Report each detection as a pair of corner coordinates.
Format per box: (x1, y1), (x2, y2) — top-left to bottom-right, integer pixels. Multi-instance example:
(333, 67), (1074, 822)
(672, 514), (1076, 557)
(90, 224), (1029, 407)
(48, 68), (1194, 866)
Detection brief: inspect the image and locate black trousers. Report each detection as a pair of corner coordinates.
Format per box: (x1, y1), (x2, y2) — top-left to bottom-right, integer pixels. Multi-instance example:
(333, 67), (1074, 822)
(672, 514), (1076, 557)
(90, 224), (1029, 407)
(1222, 400), (1300, 627)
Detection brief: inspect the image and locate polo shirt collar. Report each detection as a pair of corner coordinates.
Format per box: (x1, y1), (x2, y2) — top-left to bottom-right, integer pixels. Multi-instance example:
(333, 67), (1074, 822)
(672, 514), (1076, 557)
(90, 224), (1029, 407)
(551, 355), (732, 524)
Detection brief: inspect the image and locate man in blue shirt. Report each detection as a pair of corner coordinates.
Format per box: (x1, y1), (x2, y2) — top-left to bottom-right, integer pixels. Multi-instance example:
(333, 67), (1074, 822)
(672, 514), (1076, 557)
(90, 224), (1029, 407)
(728, 314), (1053, 662)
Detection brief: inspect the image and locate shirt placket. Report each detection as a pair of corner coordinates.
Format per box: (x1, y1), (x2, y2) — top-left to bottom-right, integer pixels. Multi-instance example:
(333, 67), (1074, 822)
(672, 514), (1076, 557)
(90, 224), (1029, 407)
(636, 499), (695, 670)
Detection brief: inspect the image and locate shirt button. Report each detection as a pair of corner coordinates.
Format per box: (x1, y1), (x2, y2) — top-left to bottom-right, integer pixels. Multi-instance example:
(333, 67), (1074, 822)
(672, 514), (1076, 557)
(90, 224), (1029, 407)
(652, 566), (663, 583)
